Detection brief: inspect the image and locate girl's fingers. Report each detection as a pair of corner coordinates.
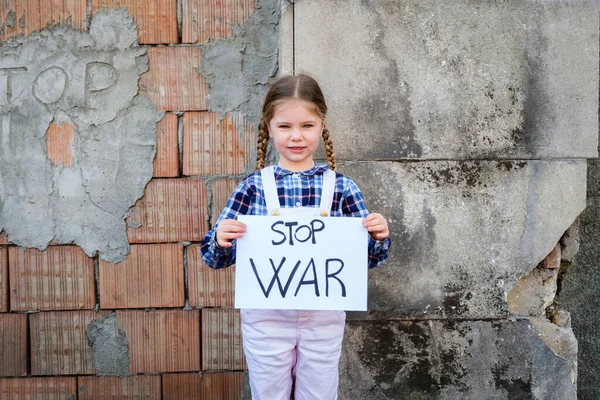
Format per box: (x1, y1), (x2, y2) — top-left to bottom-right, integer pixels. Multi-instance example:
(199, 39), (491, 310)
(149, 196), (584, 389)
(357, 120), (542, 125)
(216, 219), (246, 247)
(367, 224), (387, 232)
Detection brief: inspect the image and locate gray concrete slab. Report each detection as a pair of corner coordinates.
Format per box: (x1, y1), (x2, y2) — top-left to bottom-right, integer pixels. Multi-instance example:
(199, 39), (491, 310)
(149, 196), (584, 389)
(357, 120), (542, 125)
(295, 0), (599, 160)
(340, 319), (576, 399)
(338, 160), (586, 319)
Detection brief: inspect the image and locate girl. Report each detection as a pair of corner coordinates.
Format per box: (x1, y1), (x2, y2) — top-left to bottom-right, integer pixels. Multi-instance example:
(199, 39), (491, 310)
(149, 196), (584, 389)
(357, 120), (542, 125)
(200, 74), (391, 400)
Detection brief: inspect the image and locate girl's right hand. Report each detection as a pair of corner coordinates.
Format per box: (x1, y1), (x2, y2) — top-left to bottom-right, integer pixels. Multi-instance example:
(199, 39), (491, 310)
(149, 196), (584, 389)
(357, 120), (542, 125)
(215, 219), (247, 248)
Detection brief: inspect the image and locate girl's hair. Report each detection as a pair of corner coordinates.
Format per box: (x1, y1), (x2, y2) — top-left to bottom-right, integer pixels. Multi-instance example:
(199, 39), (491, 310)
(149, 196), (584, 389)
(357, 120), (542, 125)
(256, 74), (336, 171)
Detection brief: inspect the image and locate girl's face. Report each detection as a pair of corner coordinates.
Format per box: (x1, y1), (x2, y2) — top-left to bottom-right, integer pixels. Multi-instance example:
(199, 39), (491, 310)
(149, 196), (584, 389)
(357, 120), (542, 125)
(268, 99), (323, 172)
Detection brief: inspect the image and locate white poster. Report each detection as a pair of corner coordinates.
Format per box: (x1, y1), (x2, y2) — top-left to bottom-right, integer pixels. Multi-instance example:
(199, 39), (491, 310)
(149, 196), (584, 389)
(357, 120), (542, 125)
(235, 215), (368, 311)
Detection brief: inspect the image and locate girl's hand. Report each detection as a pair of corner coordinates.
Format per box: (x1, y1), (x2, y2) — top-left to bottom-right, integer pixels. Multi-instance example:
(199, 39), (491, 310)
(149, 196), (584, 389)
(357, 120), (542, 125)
(215, 219), (246, 248)
(363, 213), (389, 241)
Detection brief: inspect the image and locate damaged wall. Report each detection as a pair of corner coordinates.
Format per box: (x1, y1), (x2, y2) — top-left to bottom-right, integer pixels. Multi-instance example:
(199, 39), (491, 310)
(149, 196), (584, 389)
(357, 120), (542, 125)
(294, 0), (598, 398)
(0, 8), (163, 263)
(0, 0), (598, 399)
(0, 0), (274, 397)
(558, 158), (600, 398)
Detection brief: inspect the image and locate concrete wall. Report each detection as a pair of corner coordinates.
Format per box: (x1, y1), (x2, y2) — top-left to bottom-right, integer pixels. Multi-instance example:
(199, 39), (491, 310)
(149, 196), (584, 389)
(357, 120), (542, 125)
(0, 0), (598, 398)
(293, 0), (598, 398)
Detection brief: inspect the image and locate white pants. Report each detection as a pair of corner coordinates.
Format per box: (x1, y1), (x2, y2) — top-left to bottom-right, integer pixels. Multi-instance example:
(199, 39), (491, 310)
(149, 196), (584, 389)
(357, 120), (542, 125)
(241, 309), (346, 400)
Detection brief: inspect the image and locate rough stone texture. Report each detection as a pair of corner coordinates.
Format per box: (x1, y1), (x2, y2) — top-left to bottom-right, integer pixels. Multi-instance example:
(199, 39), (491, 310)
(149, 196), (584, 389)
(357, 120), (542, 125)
(295, 0), (599, 161)
(197, 0), (280, 125)
(507, 266), (558, 317)
(339, 319), (577, 400)
(560, 221), (580, 263)
(0, 8), (163, 263)
(558, 158), (600, 398)
(339, 160), (586, 320)
(86, 312), (131, 377)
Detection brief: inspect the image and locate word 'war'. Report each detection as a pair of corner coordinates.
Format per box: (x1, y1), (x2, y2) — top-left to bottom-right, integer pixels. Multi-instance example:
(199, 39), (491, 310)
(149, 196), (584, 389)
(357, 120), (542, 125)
(249, 256), (346, 299)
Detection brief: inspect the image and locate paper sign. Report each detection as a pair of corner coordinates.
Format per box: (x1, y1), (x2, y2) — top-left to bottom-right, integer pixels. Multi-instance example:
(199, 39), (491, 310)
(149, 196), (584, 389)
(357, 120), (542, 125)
(235, 215), (368, 311)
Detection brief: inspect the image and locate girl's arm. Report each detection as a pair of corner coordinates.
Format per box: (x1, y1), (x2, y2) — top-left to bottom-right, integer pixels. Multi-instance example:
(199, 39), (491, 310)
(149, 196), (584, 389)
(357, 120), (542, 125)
(340, 177), (391, 268)
(200, 178), (255, 269)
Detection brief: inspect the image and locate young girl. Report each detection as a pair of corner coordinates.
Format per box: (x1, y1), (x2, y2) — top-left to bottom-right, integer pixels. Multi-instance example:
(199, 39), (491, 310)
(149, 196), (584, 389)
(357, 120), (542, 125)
(201, 74), (391, 400)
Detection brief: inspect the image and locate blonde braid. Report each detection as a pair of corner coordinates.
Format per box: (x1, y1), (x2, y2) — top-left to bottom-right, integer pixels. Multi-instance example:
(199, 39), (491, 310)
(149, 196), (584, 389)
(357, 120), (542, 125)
(322, 127), (336, 171)
(255, 120), (269, 170)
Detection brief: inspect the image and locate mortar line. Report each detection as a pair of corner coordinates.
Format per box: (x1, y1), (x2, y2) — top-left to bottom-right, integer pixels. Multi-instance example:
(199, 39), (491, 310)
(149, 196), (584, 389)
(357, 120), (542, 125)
(178, 113), (184, 177)
(336, 157), (592, 163)
(344, 316), (529, 323)
(93, 255), (100, 312)
(183, 243), (191, 309)
(5, 245), (10, 314)
(25, 313), (31, 376)
(85, 0), (92, 31)
(176, 0), (183, 44)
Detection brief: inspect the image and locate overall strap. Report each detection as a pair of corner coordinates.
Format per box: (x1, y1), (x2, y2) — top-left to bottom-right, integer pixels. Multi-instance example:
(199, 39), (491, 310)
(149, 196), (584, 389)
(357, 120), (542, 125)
(319, 169), (337, 216)
(260, 166), (281, 215)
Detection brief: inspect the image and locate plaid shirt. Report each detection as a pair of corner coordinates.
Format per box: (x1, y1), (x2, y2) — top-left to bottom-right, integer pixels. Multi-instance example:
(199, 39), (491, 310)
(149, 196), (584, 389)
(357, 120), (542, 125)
(200, 163), (391, 269)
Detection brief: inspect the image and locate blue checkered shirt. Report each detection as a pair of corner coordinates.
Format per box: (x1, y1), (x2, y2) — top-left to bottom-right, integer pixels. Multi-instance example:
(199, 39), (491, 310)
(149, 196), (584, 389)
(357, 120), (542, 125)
(201, 163), (391, 269)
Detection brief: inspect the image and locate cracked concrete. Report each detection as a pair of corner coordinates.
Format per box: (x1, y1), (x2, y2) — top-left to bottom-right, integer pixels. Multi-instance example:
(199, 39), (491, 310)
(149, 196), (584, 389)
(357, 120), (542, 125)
(0, 8), (163, 262)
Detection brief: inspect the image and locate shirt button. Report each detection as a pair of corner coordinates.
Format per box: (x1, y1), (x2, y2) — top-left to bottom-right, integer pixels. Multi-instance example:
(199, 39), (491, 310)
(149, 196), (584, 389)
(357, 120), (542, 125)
(293, 173), (300, 178)
(295, 201), (301, 207)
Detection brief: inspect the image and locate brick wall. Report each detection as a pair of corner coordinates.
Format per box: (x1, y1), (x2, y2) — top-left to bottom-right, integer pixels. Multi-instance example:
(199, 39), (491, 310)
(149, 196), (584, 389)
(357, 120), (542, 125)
(0, 1), (255, 397)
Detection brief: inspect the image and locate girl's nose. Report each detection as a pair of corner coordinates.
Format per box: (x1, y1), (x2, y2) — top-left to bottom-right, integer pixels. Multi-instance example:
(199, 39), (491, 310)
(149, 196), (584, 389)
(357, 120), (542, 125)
(290, 128), (302, 140)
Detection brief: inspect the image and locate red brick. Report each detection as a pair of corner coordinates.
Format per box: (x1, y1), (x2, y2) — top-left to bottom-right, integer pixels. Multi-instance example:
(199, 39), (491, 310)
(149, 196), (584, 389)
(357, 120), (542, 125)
(543, 244), (561, 269)
(139, 46), (208, 111)
(46, 121), (74, 167)
(91, 0), (177, 44)
(0, 0), (87, 41)
(183, 112), (254, 176)
(78, 375), (161, 399)
(0, 314), (27, 377)
(162, 372), (244, 399)
(182, 0), (257, 44)
(210, 178), (242, 225)
(30, 311), (108, 375)
(99, 243), (184, 309)
(117, 309), (200, 373)
(9, 246), (95, 311)
(0, 249), (7, 312)
(127, 179), (208, 243)
(202, 308), (245, 370)
(0, 231), (9, 245)
(188, 244), (234, 307)
(0, 377), (77, 398)
(154, 113), (180, 177)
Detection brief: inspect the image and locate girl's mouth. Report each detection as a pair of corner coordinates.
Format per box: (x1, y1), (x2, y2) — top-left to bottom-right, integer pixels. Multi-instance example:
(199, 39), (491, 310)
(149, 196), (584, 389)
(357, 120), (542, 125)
(288, 147), (305, 153)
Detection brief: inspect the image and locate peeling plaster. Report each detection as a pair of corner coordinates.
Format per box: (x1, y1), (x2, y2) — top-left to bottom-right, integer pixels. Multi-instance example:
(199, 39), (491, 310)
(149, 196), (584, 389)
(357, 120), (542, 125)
(197, 0), (280, 126)
(87, 312), (130, 376)
(0, 8), (163, 262)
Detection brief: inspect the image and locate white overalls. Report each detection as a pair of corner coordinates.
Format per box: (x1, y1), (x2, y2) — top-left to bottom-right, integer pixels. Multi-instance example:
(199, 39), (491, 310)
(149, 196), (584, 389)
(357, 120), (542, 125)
(241, 166), (346, 400)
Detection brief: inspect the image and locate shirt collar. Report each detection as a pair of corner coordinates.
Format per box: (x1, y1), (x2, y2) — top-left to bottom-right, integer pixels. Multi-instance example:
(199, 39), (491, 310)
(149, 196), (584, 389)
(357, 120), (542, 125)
(273, 163), (330, 178)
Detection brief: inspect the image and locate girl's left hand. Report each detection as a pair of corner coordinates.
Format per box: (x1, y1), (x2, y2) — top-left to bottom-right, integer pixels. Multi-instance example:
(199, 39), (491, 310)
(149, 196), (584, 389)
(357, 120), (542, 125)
(363, 213), (389, 241)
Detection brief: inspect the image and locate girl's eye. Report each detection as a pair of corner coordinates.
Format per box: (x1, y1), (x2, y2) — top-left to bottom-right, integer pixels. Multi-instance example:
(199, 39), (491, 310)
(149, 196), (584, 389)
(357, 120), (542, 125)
(279, 125), (290, 129)
(303, 124), (314, 128)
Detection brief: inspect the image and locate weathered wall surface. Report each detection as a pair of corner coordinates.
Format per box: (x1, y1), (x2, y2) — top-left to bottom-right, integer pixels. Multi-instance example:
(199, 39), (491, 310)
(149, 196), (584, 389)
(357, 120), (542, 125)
(0, 9), (163, 263)
(294, 0), (598, 398)
(559, 157), (600, 399)
(0, 0), (598, 399)
(0, 0), (265, 397)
